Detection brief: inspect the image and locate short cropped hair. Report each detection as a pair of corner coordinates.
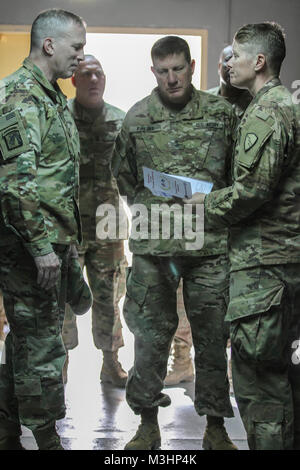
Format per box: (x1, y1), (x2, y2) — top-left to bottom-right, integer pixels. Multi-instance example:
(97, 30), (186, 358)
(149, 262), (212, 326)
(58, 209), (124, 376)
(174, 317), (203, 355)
(30, 9), (85, 51)
(151, 36), (191, 63)
(234, 22), (286, 75)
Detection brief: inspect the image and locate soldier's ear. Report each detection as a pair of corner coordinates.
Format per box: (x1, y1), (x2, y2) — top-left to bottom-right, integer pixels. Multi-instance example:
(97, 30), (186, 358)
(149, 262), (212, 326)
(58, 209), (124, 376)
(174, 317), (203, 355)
(254, 53), (266, 72)
(43, 38), (54, 56)
(190, 59), (195, 75)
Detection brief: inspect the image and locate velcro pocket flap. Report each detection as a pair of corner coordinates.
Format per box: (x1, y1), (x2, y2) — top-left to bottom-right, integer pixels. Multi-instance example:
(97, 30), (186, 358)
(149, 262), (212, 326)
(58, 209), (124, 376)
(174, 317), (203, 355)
(251, 403), (283, 423)
(126, 268), (148, 306)
(15, 377), (42, 397)
(226, 282), (284, 322)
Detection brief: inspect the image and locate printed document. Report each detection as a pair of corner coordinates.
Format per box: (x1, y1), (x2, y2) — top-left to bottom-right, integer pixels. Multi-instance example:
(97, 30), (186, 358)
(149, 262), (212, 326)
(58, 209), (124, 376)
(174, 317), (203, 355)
(143, 166), (213, 199)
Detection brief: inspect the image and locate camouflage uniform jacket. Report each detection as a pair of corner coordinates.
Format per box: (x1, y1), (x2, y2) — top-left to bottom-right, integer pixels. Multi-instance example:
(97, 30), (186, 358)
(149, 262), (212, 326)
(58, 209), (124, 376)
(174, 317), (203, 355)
(205, 78), (300, 270)
(0, 58), (81, 257)
(206, 85), (252, 120)
(68, 99), (127, 242)
(112, 86), (236, 257)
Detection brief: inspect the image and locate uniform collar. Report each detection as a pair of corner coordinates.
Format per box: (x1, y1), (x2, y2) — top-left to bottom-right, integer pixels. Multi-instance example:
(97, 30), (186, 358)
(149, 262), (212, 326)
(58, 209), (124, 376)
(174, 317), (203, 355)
(251, 77), (282, 105)
(148, 85), (204, 122)
(22, 58), (67, 106)
(72, 99), (106, 123)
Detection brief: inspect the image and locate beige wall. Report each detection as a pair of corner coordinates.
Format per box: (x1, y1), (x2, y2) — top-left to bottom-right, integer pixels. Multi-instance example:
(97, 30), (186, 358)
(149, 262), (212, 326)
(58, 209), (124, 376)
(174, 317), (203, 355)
(0, 33), (30, 78)
(0, 32), (73, 97)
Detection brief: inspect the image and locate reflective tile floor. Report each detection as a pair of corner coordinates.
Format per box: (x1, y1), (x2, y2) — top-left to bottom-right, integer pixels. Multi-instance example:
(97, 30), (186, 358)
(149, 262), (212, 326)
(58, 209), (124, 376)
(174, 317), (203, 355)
(0, 305), (248, 451)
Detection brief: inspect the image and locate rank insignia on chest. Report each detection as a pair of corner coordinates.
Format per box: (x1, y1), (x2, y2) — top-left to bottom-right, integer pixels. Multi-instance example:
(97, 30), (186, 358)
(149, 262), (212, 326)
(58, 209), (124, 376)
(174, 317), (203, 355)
(244, 133), (258, 152)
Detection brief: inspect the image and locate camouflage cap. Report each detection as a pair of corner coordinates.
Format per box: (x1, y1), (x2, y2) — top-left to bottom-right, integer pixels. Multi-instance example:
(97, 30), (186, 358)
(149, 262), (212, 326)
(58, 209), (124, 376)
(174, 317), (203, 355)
(66, 257), (93, 315)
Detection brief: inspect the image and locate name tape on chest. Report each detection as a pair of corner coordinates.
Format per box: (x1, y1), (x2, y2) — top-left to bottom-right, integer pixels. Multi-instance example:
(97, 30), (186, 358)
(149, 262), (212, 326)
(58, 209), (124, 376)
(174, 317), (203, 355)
(129, 124), (164, 133)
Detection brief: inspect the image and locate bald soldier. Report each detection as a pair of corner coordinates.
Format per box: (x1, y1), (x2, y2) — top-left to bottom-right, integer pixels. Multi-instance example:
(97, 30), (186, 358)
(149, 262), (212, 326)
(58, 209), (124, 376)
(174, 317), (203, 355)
(187, 22), (300, 450)
(63, 55), (128, 387)
(0, 9), (87, 450)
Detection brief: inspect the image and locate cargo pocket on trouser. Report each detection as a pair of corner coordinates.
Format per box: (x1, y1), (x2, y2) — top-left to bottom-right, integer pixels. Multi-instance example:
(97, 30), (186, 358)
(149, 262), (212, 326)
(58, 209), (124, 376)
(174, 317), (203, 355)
(15, 373), (66, 430)
(124, 263), (178, 339)
(15, 376), (45, 428)
(228, 276), (286, 365)
(248, 403), (286, 450)
(14, 332), (66, 430)
(124, 266), (173, 414)
(228, 270), (293, 449)
(123, 266), (148, 334)
(15, 373), (65, 430)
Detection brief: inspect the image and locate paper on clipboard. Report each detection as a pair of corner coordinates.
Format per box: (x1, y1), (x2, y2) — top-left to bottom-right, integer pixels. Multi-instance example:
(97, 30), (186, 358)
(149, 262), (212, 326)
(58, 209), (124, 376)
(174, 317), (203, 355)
(143, 166), (213, 199)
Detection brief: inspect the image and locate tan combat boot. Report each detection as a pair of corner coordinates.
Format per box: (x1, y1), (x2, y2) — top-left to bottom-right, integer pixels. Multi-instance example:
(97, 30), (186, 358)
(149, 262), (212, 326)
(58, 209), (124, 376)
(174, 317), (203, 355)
(164, 340), (194, 386)
(33, 422), (64, 450)
(203, 416), (238, 450)
(125, 408), (161, 450)
(100, 351), (128, 388)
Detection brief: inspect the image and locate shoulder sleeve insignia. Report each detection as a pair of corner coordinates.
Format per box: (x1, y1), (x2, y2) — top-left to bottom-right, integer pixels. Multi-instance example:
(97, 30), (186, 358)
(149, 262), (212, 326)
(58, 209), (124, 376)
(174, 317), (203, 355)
(4, 129), (23, 150)
(244, 133), (258, 152)
(0, 110), (30, 160)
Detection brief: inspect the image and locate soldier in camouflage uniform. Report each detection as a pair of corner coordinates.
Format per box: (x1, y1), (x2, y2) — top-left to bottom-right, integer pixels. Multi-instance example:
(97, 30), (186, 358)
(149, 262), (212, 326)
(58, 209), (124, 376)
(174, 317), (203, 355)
(190, 23), (300, 450)
(206, 45), (252, 393)
(62, 55), (128, 387)
(166, 45), (253, 388)
(0, 9), (86, 450)
(0, 292), (7, 342)
(112, 36), (237, 450)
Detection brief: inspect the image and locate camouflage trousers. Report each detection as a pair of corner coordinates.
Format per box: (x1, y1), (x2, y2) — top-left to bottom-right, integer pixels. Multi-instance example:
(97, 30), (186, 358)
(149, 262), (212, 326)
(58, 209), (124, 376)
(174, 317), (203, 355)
(228, 264), (300, 450)
(0, 291), (7, 341)
(62, 240), (126, 352)
(124, 253), (233, 418)
(0, 242), (69, 437)
(175, 280), (193, 347)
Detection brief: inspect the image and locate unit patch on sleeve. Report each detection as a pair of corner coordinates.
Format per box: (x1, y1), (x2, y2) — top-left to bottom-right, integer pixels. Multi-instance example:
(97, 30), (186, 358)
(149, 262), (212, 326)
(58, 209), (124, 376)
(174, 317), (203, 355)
(0, 110), (30, 160)
(4, 128), (23, 150)
(244, 133), (258, 152)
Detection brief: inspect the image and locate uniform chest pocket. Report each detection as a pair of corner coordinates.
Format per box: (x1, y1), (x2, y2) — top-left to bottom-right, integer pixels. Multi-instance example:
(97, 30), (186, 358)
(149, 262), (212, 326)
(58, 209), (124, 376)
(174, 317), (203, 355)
(178, 128), (215, 171)
(136, 128), (215, 173)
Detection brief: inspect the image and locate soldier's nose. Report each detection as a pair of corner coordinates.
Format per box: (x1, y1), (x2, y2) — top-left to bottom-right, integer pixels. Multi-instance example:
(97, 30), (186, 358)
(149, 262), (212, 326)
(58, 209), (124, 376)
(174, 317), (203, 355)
(167, 71), (177, 84)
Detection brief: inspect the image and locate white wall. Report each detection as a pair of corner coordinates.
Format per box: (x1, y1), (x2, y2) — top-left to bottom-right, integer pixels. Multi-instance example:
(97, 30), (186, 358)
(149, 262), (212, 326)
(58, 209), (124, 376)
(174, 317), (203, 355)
(86, 32), (202, 112)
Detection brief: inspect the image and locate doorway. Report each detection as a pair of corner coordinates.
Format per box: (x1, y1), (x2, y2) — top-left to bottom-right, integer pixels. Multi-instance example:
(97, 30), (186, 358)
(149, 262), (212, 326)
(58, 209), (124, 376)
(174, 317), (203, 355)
(0, 26), (207, 111)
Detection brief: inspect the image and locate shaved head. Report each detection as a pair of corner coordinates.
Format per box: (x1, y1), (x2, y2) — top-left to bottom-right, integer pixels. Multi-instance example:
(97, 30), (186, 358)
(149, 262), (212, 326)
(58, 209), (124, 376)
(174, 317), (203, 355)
(73, 55), (106, 108)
